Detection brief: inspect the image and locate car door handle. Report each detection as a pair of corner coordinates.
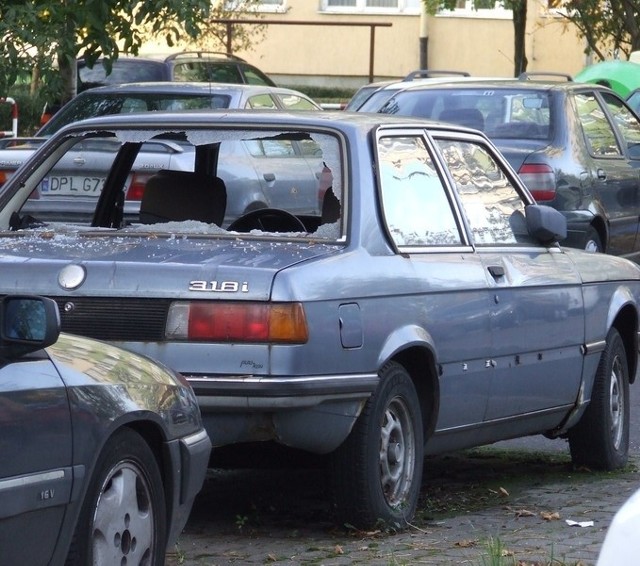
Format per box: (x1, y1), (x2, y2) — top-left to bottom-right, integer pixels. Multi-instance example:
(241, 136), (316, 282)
(488, 265), (505, 278)
(596, 168), (607, 180)
(263, 173), (275, 182)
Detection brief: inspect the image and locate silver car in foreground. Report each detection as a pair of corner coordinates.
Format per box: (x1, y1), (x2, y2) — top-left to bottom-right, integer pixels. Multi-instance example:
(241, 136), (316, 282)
(0, 295), (211, 565)
(0, 82), (322, 224)
(0, 111), (638, 529)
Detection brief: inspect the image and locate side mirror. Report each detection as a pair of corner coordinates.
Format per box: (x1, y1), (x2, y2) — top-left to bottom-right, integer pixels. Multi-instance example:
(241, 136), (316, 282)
(0, 296), (61, 358)
(526, 204), (567, 244)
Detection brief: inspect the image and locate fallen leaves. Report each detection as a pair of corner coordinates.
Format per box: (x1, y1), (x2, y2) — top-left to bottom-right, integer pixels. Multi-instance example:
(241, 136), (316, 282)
(454, 539), (478, 548)
(511, 508), (561, 520)
(515, 509), (536, 517)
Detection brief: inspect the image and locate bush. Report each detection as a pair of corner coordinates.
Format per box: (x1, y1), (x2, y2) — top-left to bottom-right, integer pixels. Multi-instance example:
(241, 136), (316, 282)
(0, 85), (48, 136)
(284, 85), (355, 104)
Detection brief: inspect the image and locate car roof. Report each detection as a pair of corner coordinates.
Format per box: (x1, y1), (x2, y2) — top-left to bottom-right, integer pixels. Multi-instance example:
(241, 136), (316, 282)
(350, 75), (516, 112)
(52, 108), (477, 136)
(76, 81), (299, 96)
(390, 77), (612, 95)
(346, 71), (474, 110)
(78, 52), (249, 65)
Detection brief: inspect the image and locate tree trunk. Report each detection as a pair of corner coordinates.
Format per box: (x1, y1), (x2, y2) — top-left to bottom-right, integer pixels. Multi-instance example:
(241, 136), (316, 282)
(57, 53), (78, 104)
(512, 0), (528, 76)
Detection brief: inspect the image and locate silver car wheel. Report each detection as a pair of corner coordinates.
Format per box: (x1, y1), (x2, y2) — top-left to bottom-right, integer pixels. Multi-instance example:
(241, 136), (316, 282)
(584, 227), (603, 253)
(92, 461), (155, 565)
(585, 239), (600, 252)
(329, 362), (424, 528)
(379, 396), (416, 508)
(66, 430), (166, 566)
(569, 327), (629, 470)
(609, 355), (625, 451)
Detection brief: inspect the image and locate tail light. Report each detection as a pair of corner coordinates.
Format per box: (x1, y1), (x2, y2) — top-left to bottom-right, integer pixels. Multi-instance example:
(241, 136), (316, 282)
(518, 163), (556, 202)
(0, 170), (11, 188)
(126, 172), (155, 201)
(166, 301), (309, 343)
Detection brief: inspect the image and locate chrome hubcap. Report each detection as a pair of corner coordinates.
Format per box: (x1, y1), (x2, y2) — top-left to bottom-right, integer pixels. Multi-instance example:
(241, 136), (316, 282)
(610, 357), (624, 450)
(92, 462), (154, 565)
(585, 239), (600, 253)
(379, 397), (416, 507)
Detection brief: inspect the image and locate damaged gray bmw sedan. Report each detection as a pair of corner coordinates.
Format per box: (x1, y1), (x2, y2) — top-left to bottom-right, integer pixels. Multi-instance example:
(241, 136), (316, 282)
(0, 110), (638, 529)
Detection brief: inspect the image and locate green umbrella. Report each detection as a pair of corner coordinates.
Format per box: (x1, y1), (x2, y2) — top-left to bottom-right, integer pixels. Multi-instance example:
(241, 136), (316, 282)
(574, 60), (640, 97)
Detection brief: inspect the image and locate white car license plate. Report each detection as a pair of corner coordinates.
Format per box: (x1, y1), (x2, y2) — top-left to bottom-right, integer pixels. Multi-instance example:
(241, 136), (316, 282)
(40, 175), (104, 196)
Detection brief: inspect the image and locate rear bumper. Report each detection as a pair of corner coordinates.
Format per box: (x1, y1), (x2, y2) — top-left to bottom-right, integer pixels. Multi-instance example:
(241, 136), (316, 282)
(187, 373), (379, 453)
(188, 372), (379, 409)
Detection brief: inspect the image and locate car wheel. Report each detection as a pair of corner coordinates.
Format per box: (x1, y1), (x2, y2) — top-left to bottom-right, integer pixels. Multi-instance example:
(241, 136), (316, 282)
(569, 327), (629, 470)
(584, 226), (603, 253)
(65, 429), (167, 566)
(330, 361), (424, 529)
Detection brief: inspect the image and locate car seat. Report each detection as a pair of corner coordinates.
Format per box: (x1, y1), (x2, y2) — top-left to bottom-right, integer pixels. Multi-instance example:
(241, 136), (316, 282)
(140, 170), (227, 226)
(321, 187), (341, 224)
(438, 108), (485, 131)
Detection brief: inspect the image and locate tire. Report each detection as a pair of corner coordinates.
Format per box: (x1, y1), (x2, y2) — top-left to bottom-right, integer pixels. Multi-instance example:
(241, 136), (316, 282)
(66, 429), (167, 566)
(569, 327), (630, 470)
(584, 226), (603, 253)
(330, 361), (424, 529)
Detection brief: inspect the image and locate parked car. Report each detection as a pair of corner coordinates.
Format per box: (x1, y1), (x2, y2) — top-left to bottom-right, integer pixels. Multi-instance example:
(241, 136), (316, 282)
(597, 486), (640, 565)
(622, 86), (640, 117)
(78, 51), (277, 91)
(0, 110), (638, 529)
(344, 69), (471, 112)
(0, 294), (211, 565)
(574, 59), (640, 99)
(373, 79), (640, 260)
(0, 82), (322, 224)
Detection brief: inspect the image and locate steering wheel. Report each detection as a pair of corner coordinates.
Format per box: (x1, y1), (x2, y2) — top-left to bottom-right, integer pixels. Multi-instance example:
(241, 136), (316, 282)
(227, 208), (306, 233)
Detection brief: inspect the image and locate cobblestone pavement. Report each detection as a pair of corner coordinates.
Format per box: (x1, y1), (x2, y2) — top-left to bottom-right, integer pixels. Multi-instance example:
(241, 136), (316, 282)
(166, 446), (639, 565)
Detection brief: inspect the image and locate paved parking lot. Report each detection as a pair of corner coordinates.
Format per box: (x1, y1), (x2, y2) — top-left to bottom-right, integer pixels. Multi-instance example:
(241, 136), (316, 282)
(167, 380), (640, 566)
(167, 446), (639, 565)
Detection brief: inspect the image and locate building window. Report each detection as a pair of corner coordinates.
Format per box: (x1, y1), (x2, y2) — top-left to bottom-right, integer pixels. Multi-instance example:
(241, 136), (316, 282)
(322, 0), (421, 13)
(438, 0), (512, 19)
(225, 0), (287, 13)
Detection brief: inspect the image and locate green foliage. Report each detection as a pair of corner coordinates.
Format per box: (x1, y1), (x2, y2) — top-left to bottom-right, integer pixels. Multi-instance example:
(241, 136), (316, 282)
(178, 0), (268, 54)
(0, 84), (48, 137)
(0, 0), (211, 102)
(559, 0), (640, 60)
(479, 537), (516, 566)
(284, 85), (356, 102)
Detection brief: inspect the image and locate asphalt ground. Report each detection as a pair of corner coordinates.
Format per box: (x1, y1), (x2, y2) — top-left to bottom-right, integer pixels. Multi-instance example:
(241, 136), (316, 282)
(166, 386), (640, 566)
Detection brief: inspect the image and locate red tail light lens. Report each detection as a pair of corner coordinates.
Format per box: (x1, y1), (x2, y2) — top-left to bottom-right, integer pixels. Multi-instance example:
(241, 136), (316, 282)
(518, 163), (556, 201)
(166, 302), (309, 343)
(126, 172), (154, 201)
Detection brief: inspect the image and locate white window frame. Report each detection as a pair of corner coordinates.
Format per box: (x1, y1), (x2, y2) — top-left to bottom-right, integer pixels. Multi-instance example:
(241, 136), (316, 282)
(225, 0), (288, 14)
(436, 0), (512, 20)
(320, 0), (422, 15)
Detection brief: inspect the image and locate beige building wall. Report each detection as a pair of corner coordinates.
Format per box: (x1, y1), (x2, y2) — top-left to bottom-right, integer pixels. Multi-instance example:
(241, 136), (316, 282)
(427, 9), (586, 78)
(142, 0), (590, 88)
(236, 12), (422, 85)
